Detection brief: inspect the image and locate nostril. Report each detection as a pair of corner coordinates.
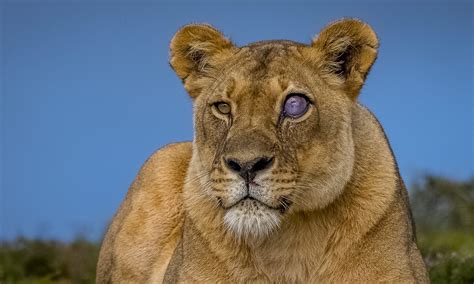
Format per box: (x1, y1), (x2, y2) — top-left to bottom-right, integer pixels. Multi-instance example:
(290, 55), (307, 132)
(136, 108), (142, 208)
(251, 157), (274, 173)
(224, 157), (274, 182)
(226, 159), (242, 173)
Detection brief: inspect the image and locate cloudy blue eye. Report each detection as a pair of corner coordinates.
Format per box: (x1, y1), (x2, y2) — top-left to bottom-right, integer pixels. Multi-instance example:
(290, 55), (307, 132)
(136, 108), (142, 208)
(283, 94), (309, 118)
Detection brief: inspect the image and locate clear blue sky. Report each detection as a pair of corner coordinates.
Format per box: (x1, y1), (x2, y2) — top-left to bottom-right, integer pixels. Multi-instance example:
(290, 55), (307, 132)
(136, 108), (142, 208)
(1, 1), (472, 241)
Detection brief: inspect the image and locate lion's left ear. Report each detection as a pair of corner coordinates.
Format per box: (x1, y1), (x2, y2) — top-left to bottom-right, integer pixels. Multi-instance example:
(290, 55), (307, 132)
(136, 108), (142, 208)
(310, 19), (379, 98)
(170, 24), (236, 98)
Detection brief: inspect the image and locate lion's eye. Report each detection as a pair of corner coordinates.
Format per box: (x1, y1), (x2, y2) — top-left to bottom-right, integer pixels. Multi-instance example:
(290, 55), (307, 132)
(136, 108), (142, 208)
(283, 94), (309, 118)
(215, 102), (231, 115)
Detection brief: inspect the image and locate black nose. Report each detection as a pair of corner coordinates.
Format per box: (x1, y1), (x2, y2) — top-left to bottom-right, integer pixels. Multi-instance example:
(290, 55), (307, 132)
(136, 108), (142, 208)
(225, 156), (274, 182)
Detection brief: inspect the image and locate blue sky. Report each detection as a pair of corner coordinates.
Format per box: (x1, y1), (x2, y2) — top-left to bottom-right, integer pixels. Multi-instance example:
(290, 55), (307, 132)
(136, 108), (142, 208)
(1, 1), (472, 241)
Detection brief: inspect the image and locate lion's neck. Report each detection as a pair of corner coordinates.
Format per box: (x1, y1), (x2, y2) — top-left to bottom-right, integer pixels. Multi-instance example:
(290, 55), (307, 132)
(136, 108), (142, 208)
(182, 180), (328, 281)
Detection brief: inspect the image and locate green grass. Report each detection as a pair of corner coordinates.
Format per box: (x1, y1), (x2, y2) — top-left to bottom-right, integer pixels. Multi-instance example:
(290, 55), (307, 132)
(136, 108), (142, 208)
(417, 231), (474, 283)
(418, 231), (474, 256)
(410, 175), (474, 283)
(0, 237), (99, 284)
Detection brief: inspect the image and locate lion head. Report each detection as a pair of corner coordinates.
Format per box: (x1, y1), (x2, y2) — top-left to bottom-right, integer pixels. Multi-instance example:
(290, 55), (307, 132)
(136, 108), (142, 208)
(169, 19), (378, 240)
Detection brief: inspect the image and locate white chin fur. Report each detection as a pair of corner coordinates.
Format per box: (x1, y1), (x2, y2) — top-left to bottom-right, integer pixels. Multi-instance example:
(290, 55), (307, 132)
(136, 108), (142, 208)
(223, 199), (281, 240)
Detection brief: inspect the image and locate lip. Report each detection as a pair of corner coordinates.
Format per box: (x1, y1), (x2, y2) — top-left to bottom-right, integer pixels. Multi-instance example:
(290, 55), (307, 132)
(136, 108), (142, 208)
(224, 196), (289, 213)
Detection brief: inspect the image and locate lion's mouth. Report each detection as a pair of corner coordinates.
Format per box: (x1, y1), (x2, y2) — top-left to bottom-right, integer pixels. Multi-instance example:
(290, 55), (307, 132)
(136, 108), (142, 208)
(223, 195), (291, 214)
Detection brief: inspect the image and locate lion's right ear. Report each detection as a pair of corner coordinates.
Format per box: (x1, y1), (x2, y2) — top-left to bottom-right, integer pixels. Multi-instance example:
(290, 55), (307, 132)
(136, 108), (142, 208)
(169, 24), (236, 98)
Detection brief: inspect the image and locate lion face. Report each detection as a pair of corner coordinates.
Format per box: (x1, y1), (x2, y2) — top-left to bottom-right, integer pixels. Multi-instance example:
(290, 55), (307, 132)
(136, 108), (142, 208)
(170, 20), (378, 239)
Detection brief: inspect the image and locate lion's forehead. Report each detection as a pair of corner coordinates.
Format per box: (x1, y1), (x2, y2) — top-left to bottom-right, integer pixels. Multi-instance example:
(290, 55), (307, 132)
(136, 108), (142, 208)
(216, 59), (301, 99)
(222, 43), (306, 83)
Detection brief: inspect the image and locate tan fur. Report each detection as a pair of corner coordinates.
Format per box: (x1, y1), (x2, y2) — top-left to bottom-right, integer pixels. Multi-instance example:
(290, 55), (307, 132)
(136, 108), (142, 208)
(97, 19), (429, 283)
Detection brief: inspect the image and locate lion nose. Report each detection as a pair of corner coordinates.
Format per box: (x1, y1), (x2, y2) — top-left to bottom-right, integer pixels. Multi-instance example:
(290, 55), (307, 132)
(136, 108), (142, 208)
(224, 156), (274, 182)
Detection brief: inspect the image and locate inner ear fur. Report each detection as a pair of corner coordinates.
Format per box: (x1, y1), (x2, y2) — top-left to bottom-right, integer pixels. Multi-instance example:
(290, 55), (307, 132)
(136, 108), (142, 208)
(169, 24), (236, 97)
(311, 19), (379, 98)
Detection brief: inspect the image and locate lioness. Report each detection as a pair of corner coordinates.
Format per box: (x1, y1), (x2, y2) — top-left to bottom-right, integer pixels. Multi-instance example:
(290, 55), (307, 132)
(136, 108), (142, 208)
(97, 19), (429, 283)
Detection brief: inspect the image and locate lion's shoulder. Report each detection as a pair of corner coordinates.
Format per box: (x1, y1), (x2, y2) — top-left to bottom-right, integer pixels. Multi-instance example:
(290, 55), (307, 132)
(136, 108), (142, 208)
(138, 142), (193, 193)
(96, 142), (192, 283)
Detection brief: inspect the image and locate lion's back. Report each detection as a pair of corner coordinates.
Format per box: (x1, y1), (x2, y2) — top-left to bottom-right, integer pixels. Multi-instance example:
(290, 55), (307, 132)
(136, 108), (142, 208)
(96, 142), (192, 283)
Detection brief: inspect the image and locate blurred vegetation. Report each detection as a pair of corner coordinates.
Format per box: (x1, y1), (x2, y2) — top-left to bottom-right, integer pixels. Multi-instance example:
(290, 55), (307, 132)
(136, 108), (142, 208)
(0, 237), (99, 283)
(411, 175), (474, 283)
(0, 175), (472, 283)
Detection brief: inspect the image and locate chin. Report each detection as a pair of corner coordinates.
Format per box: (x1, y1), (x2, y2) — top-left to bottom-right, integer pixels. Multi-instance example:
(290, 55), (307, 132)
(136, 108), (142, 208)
(223, 199), (282, 241)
